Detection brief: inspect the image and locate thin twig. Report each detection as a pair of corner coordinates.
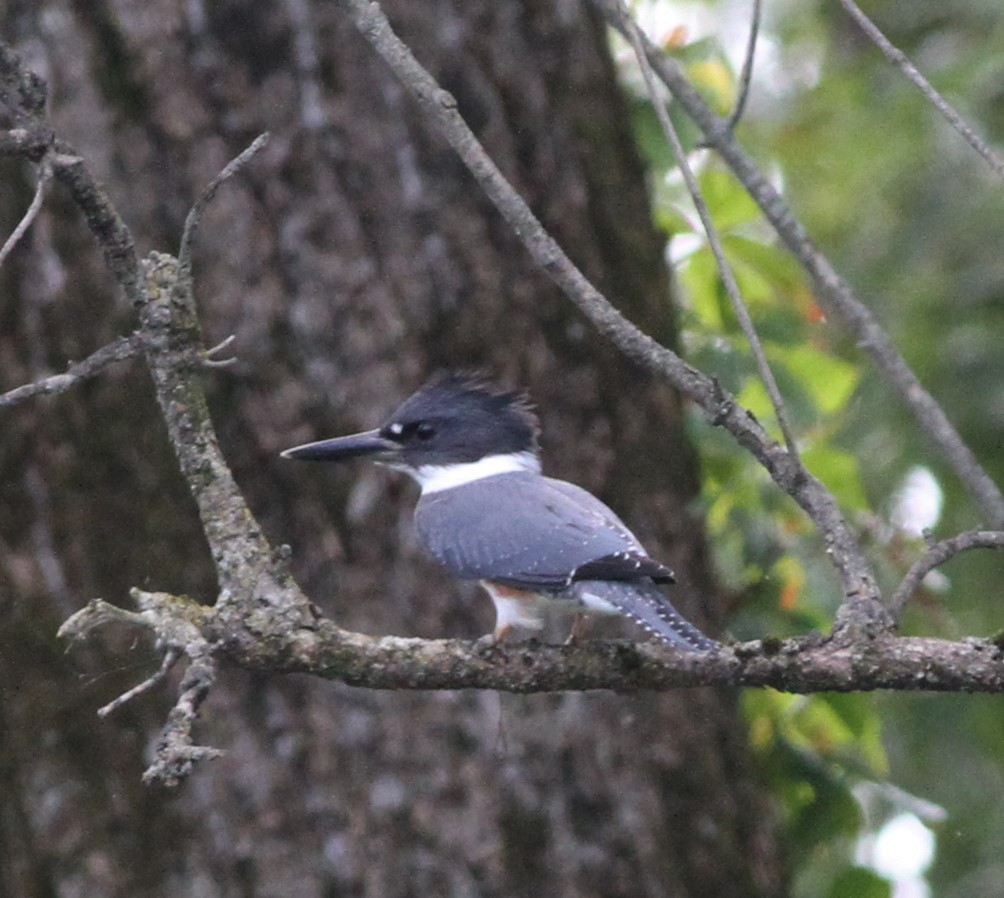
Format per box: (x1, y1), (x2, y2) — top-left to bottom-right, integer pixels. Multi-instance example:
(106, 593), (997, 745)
(0, 157), (50, 269)
(616, 0), (800, 462)
(889, 530), (1004, 618)
(98, 648), (180, 717)
(593, 0), (1004, 527)
(57, 597), (154, 641)
(725, 0), (761, 131)
(141, 644), (224, 786)
(838, 0), (1004, 183)
(0, 334), (143, 408)
(47, 145), (144, 305)
(202, 333), (238, 368)
(178, 132), (270, 273)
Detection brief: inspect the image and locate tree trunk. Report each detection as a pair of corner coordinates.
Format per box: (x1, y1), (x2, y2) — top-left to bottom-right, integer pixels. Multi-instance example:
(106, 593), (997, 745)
(0, 1), (784, 895)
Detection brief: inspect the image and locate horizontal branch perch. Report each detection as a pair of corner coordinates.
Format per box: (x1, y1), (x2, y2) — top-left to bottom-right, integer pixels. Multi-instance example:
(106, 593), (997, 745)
(233, 621), (1004, 694)
(66, 594), (1004, 694)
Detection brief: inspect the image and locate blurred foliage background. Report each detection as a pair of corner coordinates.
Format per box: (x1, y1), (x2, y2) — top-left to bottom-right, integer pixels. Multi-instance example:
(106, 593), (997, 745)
(622, 0), (1004, 894)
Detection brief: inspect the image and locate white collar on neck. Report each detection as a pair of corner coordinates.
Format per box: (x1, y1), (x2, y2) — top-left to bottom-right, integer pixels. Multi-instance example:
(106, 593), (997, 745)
(406, 451), (541, 494)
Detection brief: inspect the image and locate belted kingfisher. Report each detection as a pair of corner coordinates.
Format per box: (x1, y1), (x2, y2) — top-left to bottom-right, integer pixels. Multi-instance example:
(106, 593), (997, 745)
(281, 372), (717, 651)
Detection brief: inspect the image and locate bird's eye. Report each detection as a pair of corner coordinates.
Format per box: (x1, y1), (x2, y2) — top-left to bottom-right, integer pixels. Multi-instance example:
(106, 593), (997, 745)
(415, 421), (436, 440)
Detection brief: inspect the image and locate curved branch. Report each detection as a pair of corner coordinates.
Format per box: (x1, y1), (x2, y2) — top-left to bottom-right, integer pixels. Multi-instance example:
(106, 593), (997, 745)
(890, 530), (1004, 618)
(1, 42), (142, 305)
(0, 156), (49, 269)
(178, 132), (270, 274)
(724, 0), (761, 132)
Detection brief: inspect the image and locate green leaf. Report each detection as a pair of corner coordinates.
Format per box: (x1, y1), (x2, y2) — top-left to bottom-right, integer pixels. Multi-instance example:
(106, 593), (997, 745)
(735, 378), (774, 429)
(697, 167), (762, 230)
(776, 344), (860, 415)
(721, 234), (806, 300)
(630, 97), (677, 173)
(816, 694), (889, 774)
(679, 244), (728, 331)
(654, 203), (696, 238)
(686, 56), (735, 115)
(800, 444), (869, 511)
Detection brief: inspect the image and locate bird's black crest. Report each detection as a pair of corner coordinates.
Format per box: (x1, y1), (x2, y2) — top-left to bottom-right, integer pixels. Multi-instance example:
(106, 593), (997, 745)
(424, 371), (538, 428)
(387, 371), (540, 461)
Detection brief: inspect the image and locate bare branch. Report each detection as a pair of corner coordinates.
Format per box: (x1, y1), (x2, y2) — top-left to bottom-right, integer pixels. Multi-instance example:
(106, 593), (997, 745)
(136, 251), (307, 611)
(2, 42), (142, 305)
(724, 0), (762, 132)
(837, 0), (1004, 183)
(47, 146), (144, 305)
(178, 131), (270, 273)
(142, 645), (223, 787)
(0, 39), (47, 121)
(98, 648), (181, 718)
(269, 629), (1004, 694)
(0, 334), (142, 408)
(1, 41), (302, 780)
(58, 601), (150, 653)
(593, 0), (1004, 526)
(202, 333), (238, 368)
(890, 530), (1004, 618)
(60, 593), (224, 786)
(0, 126), (53, 158)
(59, 591), (1004, 696)
(0, 157), (50, 269)
(614, 0), (800, 462)
(1, 40), (267, 603)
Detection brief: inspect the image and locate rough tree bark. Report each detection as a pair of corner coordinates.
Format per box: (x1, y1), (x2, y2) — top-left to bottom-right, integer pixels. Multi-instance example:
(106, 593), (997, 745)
(0, 1), (782, 896)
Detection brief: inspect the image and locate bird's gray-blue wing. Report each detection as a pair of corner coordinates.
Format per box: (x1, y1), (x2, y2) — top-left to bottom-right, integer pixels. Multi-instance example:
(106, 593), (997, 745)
(413, 472), (673, 590)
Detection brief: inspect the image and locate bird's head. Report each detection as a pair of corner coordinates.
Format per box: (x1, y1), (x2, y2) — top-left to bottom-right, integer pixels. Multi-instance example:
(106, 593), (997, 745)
(281, 371), (541, 489)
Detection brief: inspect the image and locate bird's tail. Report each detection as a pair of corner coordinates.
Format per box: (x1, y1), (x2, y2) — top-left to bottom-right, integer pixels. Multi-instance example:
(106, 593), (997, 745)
(573, 580), (718, 652)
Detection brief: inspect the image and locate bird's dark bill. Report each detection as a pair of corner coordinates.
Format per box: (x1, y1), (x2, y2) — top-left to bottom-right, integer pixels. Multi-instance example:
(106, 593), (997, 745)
(280, 429), (398, 462)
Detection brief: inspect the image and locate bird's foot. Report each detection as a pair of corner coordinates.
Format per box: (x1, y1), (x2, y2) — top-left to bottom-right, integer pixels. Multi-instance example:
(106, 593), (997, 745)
(474, 625), (508, 653)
